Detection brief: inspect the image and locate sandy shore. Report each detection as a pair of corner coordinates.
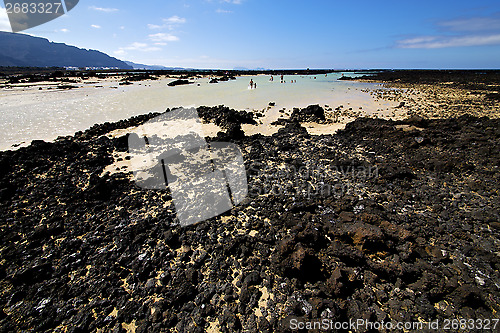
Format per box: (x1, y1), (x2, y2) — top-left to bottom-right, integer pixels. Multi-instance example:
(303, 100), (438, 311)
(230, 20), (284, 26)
(0, 70), (499, 332)
(0, 73), (401, 150)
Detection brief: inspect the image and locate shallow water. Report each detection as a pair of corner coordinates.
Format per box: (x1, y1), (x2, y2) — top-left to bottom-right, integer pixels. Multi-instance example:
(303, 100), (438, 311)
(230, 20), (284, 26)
(0, 73), (395, 150)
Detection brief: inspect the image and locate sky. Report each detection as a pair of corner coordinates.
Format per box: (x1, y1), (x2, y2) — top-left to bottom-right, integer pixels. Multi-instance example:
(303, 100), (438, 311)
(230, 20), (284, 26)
(1, 0), (500, 69)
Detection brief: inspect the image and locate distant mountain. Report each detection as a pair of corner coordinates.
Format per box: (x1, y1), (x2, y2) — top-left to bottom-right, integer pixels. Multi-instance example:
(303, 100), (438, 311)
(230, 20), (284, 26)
(124, 61), (185, 71)
(0, 31), (132, 69)
(233, 67), (269, 71)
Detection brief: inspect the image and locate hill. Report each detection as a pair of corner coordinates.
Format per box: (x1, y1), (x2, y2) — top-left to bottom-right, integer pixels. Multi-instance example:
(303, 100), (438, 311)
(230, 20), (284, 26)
(0, 32), (132, 69)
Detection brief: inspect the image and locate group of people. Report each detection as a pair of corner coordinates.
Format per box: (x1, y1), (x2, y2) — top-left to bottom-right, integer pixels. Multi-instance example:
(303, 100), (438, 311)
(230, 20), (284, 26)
(250, 75), (299, 88)
(278, 75), (296, 83)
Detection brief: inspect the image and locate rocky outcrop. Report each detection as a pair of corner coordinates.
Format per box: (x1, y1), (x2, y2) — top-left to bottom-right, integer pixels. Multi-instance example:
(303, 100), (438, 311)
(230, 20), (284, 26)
(197, 105), (257, 129)
(0, 110), (499, 332)
(289, 104), (327, 123)
(167, 79), (192, 87)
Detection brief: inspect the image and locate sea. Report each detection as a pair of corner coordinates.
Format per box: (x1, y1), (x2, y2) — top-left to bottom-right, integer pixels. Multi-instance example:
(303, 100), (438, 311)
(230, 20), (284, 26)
(0, 72), (395, 150)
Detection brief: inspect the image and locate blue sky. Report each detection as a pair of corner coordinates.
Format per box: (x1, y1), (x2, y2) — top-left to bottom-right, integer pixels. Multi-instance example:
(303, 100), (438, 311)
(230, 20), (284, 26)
(1, 0), (500, 69)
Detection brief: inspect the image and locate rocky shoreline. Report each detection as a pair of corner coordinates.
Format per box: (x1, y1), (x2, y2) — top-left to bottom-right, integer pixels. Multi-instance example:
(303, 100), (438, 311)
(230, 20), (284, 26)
(1, 88), (500, 331)
(353, 70), (500, 120)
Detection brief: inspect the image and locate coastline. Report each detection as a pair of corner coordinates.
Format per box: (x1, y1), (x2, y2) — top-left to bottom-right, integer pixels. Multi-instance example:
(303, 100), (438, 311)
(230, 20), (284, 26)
(350, 70), (500, 119)
(0, 73), (399, 151)
(2, 69), (499, 151)
(0, 70), (499, 331)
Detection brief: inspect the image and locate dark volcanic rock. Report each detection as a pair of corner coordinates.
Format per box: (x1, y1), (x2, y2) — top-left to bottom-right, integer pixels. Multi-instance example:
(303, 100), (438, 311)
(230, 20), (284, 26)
(289, 104), (326, 123)
(209, 76), (235, 84)
(0, 108), (499, 332)
(337, 75), (355, 81)
(167, 79), (192, 87)
(197, 105), (257, 129)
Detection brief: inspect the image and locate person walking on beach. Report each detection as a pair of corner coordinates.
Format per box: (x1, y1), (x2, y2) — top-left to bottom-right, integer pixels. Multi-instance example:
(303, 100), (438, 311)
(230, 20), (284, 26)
(250, 79), (254, 89)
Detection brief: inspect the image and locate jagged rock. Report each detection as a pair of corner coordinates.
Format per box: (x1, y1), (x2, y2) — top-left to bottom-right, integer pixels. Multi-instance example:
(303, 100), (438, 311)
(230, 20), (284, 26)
(168, 79), (192, 87)
(0, 107), (498, 332)
(289, 104), (326, 123)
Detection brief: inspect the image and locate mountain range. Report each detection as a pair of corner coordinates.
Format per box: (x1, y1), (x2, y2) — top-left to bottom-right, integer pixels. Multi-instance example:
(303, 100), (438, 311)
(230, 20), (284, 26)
(0, 31), (132, 69)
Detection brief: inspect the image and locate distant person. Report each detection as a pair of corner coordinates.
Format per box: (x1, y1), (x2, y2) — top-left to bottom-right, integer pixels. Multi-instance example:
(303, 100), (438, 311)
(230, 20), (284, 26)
(254, 83), (257, 89)
(250, 79), (254, 89)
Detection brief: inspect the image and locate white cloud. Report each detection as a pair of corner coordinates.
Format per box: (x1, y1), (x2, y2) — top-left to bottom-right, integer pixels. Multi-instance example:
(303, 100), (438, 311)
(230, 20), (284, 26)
(397, 36), (438, 46)
(115, 42), (163, 56)
(216, 8), (232, 14)
(148, 24), (163, 30)
(141, 55), (262, 69)
(149, 33), (179, 42)
(147, 16), (186, 31)
(89, 6), (118, 13)
(164, 16), (186, 24)
(91, 24), (101, 29)
(439, 16), (500, 32)
(0, 8), (12, 32)
(396, 13), (500, 49)
(397, 34), (500, 49)
(126, 42), (148, 49)
(58, 28), (70, 33)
